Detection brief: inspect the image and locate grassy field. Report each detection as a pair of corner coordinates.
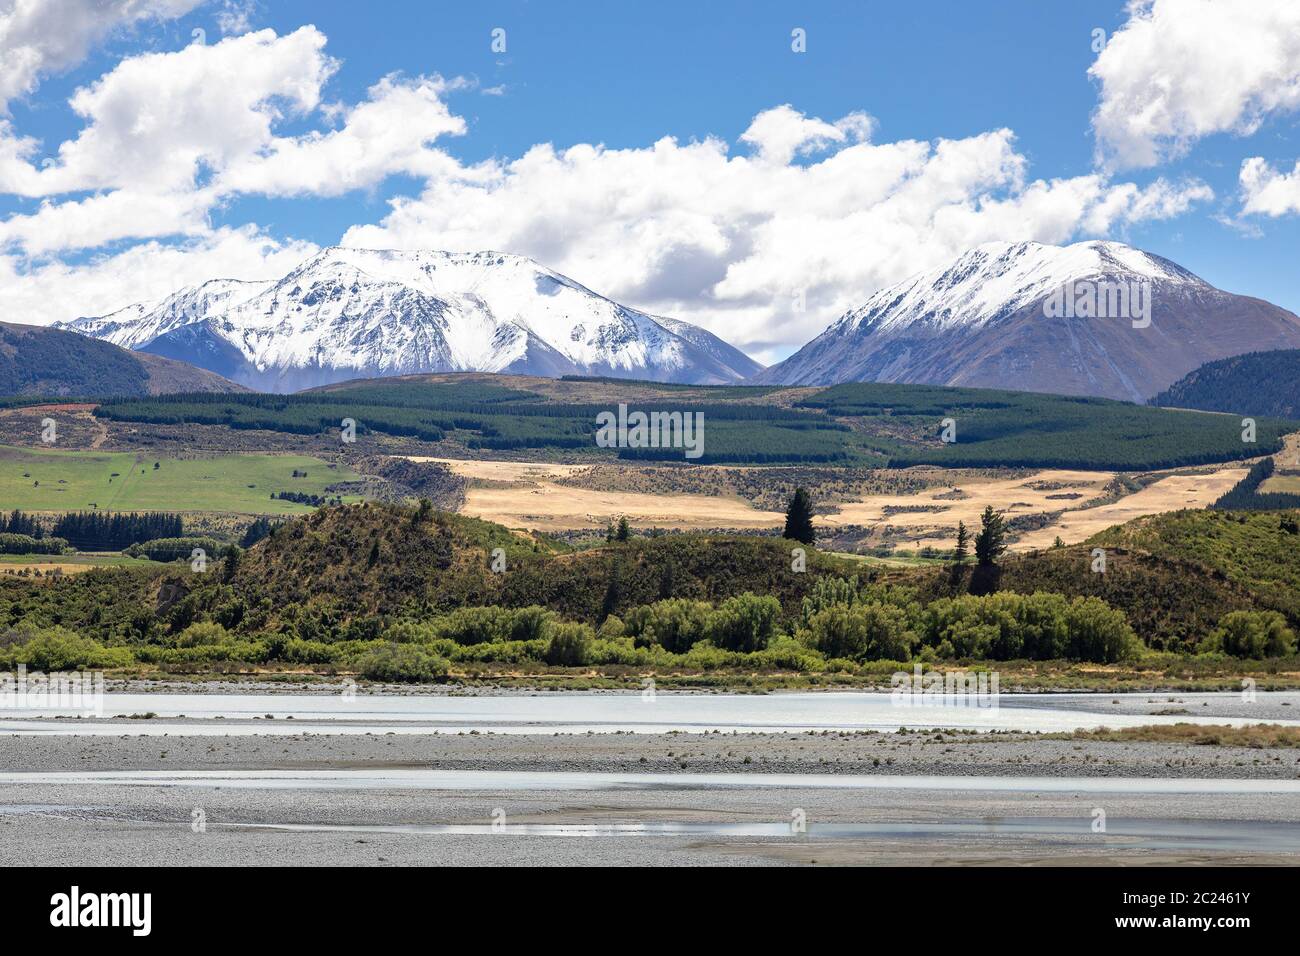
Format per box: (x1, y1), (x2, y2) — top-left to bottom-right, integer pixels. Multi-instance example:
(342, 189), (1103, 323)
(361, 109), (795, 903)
(0, 444), (361, 514)
(0, 552), (159, 575)
(1262, 471), (1300, 493)
(828, 550), (950, 567)
(0, 553), (154, 566)
(439, 454), (1244, 552)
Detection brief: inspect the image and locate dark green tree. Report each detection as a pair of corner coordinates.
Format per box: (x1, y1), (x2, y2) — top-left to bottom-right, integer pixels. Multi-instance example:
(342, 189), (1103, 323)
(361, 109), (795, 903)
(953, 521), (969, 563)
(973, 506), (1007, 566)
(240, 516), (282, 548)
(948, 520), (970, 588)
(615, 516), (631, 542)
(599, 561), (624, 622)
(783, 487), (816, 545)
(221, 545), (242, 584)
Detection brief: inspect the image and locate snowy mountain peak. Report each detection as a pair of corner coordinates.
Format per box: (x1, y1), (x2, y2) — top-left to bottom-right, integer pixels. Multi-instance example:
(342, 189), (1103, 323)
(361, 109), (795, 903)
(752, 239), (1300, 401)
(59, 248), (763, 392)
(839, 239), (1207, 338)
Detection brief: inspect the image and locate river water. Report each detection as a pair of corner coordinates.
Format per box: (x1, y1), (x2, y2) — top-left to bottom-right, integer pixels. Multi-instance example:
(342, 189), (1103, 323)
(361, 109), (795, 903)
(5, 767), (1299, 793)
(1, 689), (1296, 736)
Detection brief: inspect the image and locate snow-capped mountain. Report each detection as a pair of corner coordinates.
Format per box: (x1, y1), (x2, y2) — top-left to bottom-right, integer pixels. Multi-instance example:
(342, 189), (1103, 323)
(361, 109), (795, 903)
(752, 240), (1300, 401)
(60, 248), (763, 392)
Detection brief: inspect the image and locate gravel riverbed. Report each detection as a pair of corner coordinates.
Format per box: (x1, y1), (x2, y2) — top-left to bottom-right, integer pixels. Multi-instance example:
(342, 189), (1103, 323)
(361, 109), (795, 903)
(5, 685), (1300, 866)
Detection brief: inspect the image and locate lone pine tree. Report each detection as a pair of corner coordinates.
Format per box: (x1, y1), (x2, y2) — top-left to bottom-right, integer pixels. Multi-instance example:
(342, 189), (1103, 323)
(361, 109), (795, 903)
(783, 487), (816, 545)
(973, 506), (1008, 566)
(953, 520), (970, 562)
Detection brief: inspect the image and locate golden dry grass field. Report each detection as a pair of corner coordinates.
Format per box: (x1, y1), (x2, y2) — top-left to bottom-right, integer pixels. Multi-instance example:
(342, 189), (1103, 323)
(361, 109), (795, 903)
(415, 456), (1251, 550)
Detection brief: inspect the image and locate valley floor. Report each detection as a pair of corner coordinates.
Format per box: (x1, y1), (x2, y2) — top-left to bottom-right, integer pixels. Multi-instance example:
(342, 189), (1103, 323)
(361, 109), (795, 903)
(0, 400), (1283, 557)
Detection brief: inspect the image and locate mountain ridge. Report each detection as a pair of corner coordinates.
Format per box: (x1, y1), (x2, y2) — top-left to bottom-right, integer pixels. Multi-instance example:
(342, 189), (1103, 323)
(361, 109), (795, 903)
(0, 320), (245, 397)
(59, 248), (764, 392)
(1151, 349), (1300, 419)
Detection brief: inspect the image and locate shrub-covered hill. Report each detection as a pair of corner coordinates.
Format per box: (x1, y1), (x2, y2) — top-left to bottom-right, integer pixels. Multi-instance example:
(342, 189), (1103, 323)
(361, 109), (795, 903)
(4, 503), (1295, 663)
(1087, 509), (1300, 622)
(982, 544), (1261, 652)
(0, 503), (860, 647)
(910, 509), (1300, 651)
(1151, 349), (1300, 418)
(0, 565), (165, 644)
(226, 502), (856, 624)
(494, 534), (858, 623)
(227, 503), (537, 616)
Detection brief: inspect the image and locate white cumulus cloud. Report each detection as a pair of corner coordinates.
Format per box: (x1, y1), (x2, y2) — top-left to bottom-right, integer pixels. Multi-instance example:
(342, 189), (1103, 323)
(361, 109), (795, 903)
(1, 26), (338, 197)
(0, 187), (211, 254)
(216, 74), (468, 198)
(738, 103), (874, 165)
(0, 27), (469, 257)
(0, 0), (203, 107)
(1239, 156), (1300, 217)
(1090, 0), (1300, 170)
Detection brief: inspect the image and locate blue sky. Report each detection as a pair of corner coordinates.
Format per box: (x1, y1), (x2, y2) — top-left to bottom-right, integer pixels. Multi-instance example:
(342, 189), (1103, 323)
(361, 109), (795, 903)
(2, 0), (1298, 363)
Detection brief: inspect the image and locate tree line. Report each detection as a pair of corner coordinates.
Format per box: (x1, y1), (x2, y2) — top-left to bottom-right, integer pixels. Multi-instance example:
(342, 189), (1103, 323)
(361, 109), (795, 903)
(50, 511), (184, 550)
